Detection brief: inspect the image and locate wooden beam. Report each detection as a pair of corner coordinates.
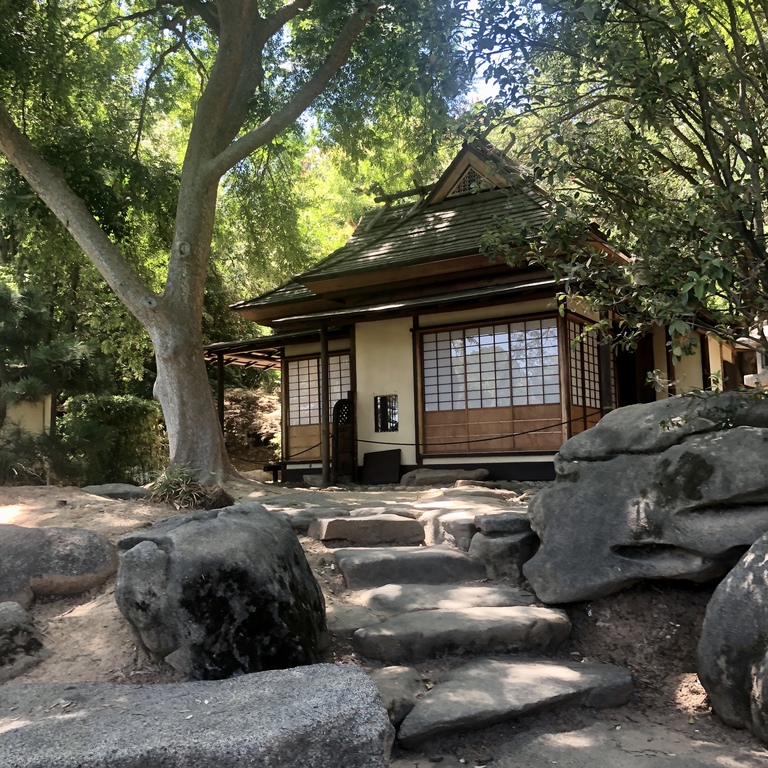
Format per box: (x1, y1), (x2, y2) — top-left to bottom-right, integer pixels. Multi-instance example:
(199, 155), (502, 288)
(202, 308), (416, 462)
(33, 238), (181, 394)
(320, 325), (331, 486)
(216, 353), (225, 431)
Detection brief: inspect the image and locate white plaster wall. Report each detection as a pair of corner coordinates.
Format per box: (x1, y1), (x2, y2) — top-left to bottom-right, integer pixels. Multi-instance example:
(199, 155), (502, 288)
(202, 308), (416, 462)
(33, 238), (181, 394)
(283, 339), (350, 358)
(652, 327), (669, 400)
(5, 397), (51, 435)
(707, 335), (725, 390)
(674, 342), (705, 392)
(354, 317), (416, 466)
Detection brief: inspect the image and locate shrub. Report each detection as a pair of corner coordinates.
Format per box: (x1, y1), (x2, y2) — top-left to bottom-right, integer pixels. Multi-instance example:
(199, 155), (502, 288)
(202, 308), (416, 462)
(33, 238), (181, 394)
(57, 394), (167, 485)
(148, 464), (234, 509)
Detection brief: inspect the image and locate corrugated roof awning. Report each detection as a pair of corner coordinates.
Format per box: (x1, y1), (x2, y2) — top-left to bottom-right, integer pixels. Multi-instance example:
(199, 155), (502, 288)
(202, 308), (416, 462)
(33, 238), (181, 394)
(203, 329), (349, 368)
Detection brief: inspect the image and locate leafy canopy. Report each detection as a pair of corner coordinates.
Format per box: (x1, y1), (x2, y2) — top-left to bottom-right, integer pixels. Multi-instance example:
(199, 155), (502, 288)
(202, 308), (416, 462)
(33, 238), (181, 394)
(474, 0), (768, 355)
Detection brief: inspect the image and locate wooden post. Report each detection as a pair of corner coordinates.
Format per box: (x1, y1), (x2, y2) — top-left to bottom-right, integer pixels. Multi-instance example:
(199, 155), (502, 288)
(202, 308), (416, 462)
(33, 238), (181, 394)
(217, 352), (225, 431)
(320, 325), (331, 486)
(599, 343), (614, 414)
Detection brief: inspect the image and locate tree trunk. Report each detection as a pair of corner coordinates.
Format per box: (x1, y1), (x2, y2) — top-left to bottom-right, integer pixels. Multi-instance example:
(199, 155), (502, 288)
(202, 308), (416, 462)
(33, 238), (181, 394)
(148, 315), (235, 485)
(0, 4), (382, 484)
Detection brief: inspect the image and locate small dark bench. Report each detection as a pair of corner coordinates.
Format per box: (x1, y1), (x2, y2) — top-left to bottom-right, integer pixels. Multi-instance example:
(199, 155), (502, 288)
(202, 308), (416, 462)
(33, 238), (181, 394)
(263, 463), (282, 483)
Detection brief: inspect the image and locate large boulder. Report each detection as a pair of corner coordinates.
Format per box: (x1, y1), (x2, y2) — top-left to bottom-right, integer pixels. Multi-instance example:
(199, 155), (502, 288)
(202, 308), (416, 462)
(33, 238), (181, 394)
(524, 392), (768, 603)
(115, 503), (327, 680)
(0, 664), (394, 768)
(0, 602), (49, 683)
(697, 532), (768, 742)
(0, 524), (117, 609)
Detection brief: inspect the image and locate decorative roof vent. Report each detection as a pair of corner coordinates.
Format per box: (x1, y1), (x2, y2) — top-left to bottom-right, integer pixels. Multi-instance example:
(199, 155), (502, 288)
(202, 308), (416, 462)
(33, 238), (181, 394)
(446, 166), (493, 198)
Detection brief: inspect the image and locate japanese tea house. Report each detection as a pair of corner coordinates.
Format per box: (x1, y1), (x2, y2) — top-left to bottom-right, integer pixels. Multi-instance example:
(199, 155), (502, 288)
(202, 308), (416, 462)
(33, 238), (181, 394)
(206, 141), (743, 482)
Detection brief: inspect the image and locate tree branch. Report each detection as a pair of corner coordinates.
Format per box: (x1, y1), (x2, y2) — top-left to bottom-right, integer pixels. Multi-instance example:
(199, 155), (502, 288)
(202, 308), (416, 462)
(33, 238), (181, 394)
(134, 34), (186, 156)
(209, 2), (381, 177)
(0, 101), (160, 327)
(261, 0), (312, 40)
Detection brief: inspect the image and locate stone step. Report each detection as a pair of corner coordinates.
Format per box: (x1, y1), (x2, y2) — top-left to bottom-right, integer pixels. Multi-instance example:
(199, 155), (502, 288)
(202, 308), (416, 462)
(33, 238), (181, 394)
(352, 606), (570, 662)
(397, 657), (634, 747)
(353, 583), (536, 615)
(334, 546), (486, 590)
(307, 515), (424, 546)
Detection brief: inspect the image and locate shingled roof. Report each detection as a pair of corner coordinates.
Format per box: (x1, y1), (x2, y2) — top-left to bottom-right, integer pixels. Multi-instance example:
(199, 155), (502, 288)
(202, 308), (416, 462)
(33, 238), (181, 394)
(233, 141), (553, 320)
(298, 187), (548, 282)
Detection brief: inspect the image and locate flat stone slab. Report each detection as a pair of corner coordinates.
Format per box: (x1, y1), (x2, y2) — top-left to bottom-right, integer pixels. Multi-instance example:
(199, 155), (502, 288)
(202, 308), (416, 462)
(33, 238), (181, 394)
(349, 505), (421, 519)
(354, 583), (537, 615)
(334, 546), (486, 590)
(0, 525), (117, 609)
(0, 664), (393, 768)
(82, 483), (148, 500)
(369, 666), (424, 726)
(398, 658), (633, 747)
(352, 606), (570, 662)
(269, 506), (351, 533)
(474, 510), (532, 535)
(326, 602), (381, 638)
(308, 515), (424, 545)
(401, 468), (489, 487)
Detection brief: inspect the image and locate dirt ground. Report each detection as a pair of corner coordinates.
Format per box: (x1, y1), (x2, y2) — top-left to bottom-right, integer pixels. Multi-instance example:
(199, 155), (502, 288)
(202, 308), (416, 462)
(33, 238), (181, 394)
(2, 483), (767, 766)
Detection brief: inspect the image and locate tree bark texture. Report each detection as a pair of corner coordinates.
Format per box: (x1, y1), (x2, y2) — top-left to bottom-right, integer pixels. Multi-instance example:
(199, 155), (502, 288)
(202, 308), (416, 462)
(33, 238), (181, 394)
(0, 1), (380, 482)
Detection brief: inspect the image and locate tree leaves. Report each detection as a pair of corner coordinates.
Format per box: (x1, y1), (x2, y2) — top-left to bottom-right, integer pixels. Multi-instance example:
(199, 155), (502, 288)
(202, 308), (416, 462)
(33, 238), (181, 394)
(475, 0), (768, 356)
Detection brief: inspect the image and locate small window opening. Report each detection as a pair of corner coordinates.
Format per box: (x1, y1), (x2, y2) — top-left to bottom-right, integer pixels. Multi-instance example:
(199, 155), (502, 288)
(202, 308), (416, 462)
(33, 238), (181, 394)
(374, 395), (399, 432)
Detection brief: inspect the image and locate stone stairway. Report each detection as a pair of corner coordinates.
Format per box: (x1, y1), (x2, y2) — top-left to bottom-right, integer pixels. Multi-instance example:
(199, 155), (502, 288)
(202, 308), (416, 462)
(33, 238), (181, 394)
(295, 484), (634, 750)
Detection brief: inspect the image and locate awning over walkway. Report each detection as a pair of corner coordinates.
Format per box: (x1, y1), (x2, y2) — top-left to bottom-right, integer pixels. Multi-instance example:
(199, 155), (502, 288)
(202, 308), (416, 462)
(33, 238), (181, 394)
(203, 328), (349, 369)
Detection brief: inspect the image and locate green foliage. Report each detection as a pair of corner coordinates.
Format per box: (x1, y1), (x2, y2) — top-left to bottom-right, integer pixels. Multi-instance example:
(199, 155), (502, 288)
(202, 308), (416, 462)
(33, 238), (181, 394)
(56, 394), (166, 485)
(0, 422), (48, 485)
(475, 0), (768, 356)
(148, 464), (234, 510)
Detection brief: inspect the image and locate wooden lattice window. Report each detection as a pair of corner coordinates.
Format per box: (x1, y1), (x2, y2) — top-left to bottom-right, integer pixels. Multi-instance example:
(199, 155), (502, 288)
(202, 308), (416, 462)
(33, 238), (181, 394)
(568, 321), (601, 408)
(446, 166), (492, 198)
(287, 354), (350, 426)
(422, 319), (560, 412)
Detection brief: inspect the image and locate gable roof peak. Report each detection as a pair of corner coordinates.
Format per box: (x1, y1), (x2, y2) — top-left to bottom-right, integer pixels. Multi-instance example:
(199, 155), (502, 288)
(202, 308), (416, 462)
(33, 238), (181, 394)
(426, 139), (527, 205)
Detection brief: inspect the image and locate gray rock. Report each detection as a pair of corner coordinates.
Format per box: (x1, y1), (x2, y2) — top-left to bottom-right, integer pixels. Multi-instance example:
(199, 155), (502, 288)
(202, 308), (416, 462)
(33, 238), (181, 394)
(0, 602), (49, 683)
(697, 532), (768, 742)
(82, 483), (148, 500)
(400, 468), (490, 487)
(355, 583), (536, 615)
(442, 485), (520, 501)
(474, 509), (532, 535)
(454, 479), (529, 492)
(369, 666), (425, 726)
(397, 658), (633, 747)
(269, 506), (351, 533)
(350, 505), (421, 519)
(436, 511), (477, 550)
(334, 546), (487, 590)
(418, 509), (477, 549)
(0, 664), (394, 768)
(352, 606), (570, 662)
(558, 391), (757, 461)
(0, 524), (117, 609)
(326, 602), (381, 638)
(469, 531), (539, 579)
(115, 503), (327, 680)
(307, 515), (424, 545)
(525, 418), (768, 603)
